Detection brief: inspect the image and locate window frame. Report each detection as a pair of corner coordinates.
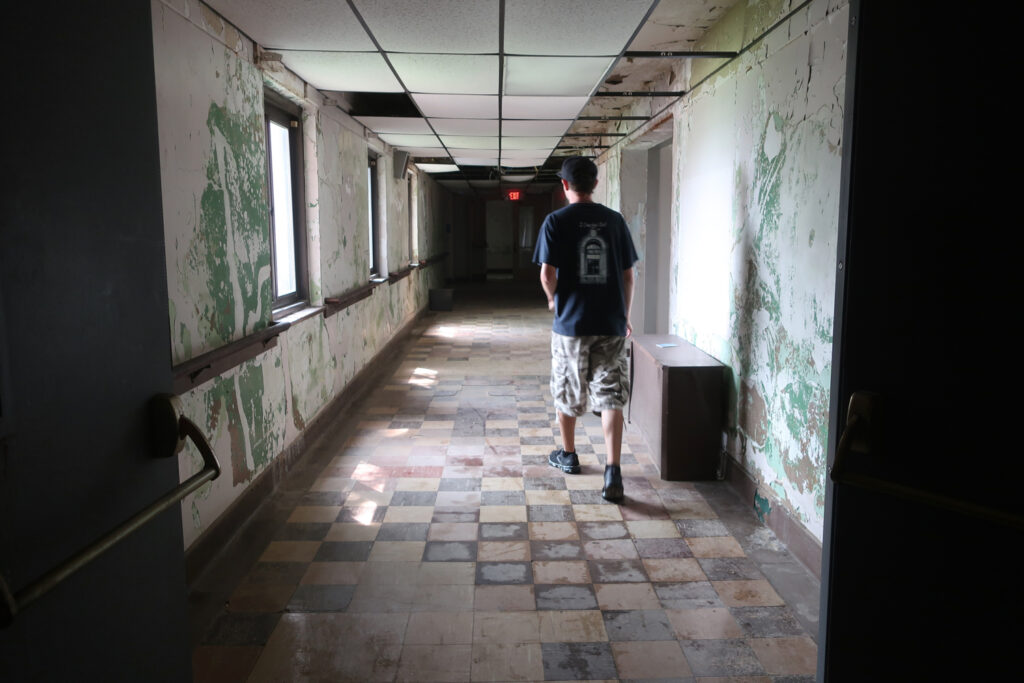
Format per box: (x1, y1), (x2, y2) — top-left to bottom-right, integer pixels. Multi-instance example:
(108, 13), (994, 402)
(264, 94), (308, 316)
(368, 152), (382, 278)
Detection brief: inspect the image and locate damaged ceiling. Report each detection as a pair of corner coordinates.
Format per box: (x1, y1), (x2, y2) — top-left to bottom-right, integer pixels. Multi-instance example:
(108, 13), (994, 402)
(205, 0), (739, 193)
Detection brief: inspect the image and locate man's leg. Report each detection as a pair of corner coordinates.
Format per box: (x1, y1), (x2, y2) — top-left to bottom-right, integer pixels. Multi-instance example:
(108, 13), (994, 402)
(558, 411), (577, 453)
(601, 408), (623, 467)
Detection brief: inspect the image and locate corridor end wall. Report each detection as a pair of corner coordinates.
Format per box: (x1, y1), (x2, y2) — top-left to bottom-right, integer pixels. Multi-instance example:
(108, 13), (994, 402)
(151, 0), (448, 550)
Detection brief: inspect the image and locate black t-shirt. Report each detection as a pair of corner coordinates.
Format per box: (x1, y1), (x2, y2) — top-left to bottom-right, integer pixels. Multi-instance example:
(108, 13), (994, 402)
(532, 201), (639, 336)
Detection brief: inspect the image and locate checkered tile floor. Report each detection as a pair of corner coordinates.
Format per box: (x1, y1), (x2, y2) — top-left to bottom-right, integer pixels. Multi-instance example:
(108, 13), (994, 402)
(192, 285), (818, 682)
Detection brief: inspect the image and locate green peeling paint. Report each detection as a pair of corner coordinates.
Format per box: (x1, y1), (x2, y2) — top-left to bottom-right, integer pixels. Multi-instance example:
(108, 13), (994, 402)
(754, 490), (771, 523)
(192, 100), (271, 348)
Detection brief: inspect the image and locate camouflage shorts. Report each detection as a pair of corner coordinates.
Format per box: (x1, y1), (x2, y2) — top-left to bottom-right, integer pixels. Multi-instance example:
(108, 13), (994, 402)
(549, 332), (630, 417)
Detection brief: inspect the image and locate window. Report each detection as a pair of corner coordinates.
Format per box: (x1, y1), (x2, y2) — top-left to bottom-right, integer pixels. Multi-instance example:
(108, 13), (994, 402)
(265, 96), (307, 313)
(368, 153), (381, 277)
(408, 171), (418, 264)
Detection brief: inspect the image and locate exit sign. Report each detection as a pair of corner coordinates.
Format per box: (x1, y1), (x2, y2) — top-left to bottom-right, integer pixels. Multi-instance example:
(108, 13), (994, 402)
(507, 190), (521, 200)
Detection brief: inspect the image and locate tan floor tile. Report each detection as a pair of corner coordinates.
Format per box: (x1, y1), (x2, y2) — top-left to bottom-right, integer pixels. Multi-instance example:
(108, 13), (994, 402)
(666, 607), (744, 639)
(258, 541), (320, 563)
(473, 611), (541, 643)
(418, 561), (477, 585)
(405, 611), (474, 645)
(583, 539), (638, 560)
(478, 540), (531, 561)
(474, 585), (535, 612)
(537, 610), (608, 643)
(713, 579), (785, 607)
(360, 562), (421, 586)
(687, 535), (747, 557)
(564, 475), (605, 490)
(749, 636), (818, 675)
(625, 520), (681, 538)
(344, 502), (387, 525)
(532, 560), (591, 584)
(325, 522), (380, 542)
(665, 500), (717, 519)
(397, 644), (472, 682)
(470, 642), (544, 682)
(482, 477), (524, 491)
(286, 506), (342, 523)
(642, 557), (707, 582)
(695, 678), (771, 683)
(611, 641), (691, 679)
(519, 427), (553, 437)
(520, 444), (552, 455)
(309, 476), (356, 492)
(436, 491), (482, 507)
(528, 522), (579, 540)
(572, 504), (623, 521)
(192, 646), (262, 683)
(248, 613), (406, 682)
(347, 582), (418, 612)
(396, 477), (441, 491)
(300, 561), (366, 585)
(368, 541), (426, 562)
(429, 522), (480, 541)
(487, 420), (518, 429)
(594, 582), (662, 610)
(479, 506), (528, 523)
(383, 506), (435, 523)
(414, 584), (476, 612)
(525, 490), (572, 506)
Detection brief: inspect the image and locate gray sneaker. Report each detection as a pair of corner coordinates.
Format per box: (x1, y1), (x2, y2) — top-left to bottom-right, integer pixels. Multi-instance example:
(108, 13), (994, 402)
(548, 448), (581, 474)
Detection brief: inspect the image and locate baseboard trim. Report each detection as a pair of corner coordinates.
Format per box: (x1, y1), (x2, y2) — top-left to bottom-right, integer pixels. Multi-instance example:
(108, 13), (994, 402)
(183, 308), (426, 584)
(724, 456), (823, 579)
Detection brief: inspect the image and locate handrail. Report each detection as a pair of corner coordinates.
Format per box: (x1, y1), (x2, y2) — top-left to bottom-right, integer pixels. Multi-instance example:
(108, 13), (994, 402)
(830, 392), (1024, 531)
(0, 395), (220, 628)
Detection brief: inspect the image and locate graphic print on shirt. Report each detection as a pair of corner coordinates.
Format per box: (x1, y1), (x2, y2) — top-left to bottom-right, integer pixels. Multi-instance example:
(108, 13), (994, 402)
(578, 223), (608, 284)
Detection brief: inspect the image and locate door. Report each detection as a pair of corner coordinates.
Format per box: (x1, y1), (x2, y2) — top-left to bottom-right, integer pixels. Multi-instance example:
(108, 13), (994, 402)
(819, 2), (1019, 679)
(0, 2), (192, 680)
(485, 199), (515, 276)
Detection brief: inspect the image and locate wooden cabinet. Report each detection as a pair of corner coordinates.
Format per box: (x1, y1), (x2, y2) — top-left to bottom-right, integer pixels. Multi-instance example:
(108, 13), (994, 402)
(628, 334), (727, 480)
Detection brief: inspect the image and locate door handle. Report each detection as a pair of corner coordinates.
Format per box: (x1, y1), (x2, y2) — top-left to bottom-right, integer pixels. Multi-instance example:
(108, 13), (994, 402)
(829, 390), (881, 482)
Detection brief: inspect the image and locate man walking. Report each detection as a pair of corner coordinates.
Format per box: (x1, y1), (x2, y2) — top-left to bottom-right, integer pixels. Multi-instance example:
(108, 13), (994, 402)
(533, 156), (639, 501)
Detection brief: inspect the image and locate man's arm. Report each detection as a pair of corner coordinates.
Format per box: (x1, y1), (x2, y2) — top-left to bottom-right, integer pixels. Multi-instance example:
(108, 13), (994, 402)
(540, 263), (558, 311)
(622, 266), (634, 336)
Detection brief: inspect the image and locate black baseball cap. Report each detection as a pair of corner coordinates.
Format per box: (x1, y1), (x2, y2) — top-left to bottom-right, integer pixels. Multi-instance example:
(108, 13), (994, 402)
(556, 156), (598, 184)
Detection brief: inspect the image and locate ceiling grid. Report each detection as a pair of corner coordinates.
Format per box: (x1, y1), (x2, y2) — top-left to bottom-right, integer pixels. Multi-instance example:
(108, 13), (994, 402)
(204, 0), (742, 193)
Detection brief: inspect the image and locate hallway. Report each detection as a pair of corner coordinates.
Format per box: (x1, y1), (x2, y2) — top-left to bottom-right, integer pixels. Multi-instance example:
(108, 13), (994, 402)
(189, 284), (819, 682)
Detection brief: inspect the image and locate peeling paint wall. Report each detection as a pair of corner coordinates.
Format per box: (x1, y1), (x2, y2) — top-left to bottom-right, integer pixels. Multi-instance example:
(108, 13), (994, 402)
(152, 0), (447, 549)
(672, 0), (847, 541)
(599, 0), (846, 542)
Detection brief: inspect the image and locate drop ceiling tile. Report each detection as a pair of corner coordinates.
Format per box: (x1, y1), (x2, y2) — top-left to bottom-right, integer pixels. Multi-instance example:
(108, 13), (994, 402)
(206, 0), (375, 50)
(504, 0), (655, 56)
(504, 57), (614, 96)
(500, 149), (553, 159)
(354, 116), (432, 134)
(501, 96), (589, 119)
(448, 148), (501, 158)
(279, 51), (402, 92)
(352, 0), (499, 53)
(429, 119), (500, 136)
(628, 0), (737, 51)
(527, 183), (558, 193)
(502, 136), (562, 149)
(398, 147), (452, 157)
(469, 179), (499, 189)
(439, 135), (500, 149)
(390, 54), (499, 94)
(376, 133), (443, 147)
(501, 174), (535, 182)
(454, 157), (498, 166)
(412, 94), (499, 118)
(502, 120), (573, 136)
(501, 156), (549, 167)
(416, 163), (460, 173)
